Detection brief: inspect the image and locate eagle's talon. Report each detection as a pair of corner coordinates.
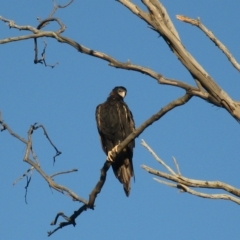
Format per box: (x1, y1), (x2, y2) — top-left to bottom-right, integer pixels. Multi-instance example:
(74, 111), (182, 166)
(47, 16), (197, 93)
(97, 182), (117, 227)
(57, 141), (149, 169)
(107, 151), (114, 162)
(107, 145), (119, 162)
(107, 154), (113, 162)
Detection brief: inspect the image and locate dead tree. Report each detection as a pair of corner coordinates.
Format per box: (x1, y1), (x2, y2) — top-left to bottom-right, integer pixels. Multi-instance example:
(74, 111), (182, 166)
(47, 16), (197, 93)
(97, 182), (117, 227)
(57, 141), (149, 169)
(1, 0), (240, 236)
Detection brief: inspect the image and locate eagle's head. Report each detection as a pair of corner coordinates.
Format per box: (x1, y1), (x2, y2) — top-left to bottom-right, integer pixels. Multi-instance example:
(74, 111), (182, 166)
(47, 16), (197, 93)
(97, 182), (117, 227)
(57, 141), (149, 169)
(111, 86), (127, 99)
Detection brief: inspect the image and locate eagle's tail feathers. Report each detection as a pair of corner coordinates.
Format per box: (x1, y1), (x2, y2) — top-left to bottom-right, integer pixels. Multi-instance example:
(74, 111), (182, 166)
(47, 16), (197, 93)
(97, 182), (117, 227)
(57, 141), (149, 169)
(118, 158), (132, 197)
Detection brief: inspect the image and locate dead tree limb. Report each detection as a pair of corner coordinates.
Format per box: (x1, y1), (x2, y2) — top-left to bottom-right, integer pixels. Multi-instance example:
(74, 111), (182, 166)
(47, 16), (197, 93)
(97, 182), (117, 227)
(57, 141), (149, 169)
(48, 204), (87, 237)
(35, 0), (74, 66)
(0, 11), (239, 114)
(118, 0), (240, 120)
(141, 140), (240, 205)
(176, 15), (240, 72)
(0, 117), (88, 205)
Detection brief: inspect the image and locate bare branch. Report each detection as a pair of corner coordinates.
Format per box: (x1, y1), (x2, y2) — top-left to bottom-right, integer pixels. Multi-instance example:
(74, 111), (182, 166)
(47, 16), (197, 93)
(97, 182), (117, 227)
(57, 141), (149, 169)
(118, 0), (240, 121)
(0, 113), (27, 144)
(13, 166), (35, 186)
(49, 0), (74, 18)
(48, 204), (87, 236)
(142, 164), (240, 199)
(24, 125), (88, 204)
(141, 139), (176, 175)
(25, 175), (32, 204)
(172, 157), (181, 175)
(34, 40), (59, 68)
(88, 161), (111, 209)
(154, 177), (240, 205)
(177, 15), (240, 72)
(0, 119), (88, 204)
(34, 18), (65, 65)
(115, 93), (192, 156)
(150, 0), (180, 41)
(50, 169), (78, 178)
(141, 146), (240, 206)
(177, 184), (240, 205)
(32, 124), (62, 164)
(0, 16), (234, 110)
(153, 178), (177, 188)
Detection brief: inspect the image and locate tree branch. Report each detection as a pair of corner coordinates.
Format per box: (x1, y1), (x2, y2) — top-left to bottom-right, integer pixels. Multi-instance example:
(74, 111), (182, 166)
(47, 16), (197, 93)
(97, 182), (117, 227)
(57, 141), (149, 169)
(115, 93), (192, 156)
(118, 0), (240, 121)
(48, 204), (87, 236)
(141, 141), (240, 205)
(176, 15), (240, 72)
(50, 169), (78, 178)
(0, 16), (229, 109)
(0, 119), (88, 205)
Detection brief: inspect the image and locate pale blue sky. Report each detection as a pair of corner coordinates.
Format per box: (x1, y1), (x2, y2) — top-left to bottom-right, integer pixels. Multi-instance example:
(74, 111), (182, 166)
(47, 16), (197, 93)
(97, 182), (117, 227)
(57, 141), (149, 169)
(1, 1), (240, 239)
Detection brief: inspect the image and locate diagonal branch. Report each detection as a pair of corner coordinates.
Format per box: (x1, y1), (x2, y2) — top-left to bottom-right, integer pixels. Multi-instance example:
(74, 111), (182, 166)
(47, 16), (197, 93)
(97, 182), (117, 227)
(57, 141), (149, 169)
(88, 161), (111, 209)
(50, 169), (78, 178)
(115, 93), (192, 155)
(141, 139), (176, 175)
(177, 15), (240, 72)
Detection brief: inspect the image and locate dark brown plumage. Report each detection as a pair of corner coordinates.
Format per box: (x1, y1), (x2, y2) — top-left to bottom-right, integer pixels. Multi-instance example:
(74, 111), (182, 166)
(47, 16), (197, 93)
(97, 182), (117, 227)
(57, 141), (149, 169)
(96, 86), (135, 196)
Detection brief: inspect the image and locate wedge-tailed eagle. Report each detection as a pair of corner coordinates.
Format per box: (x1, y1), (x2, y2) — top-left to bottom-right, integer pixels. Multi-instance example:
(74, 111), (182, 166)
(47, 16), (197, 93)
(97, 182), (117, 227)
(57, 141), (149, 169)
(96, 86), (135, 196)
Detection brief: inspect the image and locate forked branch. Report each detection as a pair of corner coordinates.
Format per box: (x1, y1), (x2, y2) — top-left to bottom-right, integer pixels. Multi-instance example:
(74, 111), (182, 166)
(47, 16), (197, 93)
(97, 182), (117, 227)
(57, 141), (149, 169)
(141, 140), (240, 205)
(118, 0), (240, 120)
(0, 117), (88, 205)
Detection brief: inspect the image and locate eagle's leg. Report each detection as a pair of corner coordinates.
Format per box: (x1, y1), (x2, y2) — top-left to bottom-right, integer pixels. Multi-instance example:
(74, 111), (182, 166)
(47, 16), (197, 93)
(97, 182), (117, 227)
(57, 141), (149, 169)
(107, 144), (119, 162)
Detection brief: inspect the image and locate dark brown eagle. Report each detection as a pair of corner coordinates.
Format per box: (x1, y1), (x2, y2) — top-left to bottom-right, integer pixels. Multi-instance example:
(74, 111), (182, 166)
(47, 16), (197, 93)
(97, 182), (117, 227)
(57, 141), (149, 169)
(96, 86), (135, 196)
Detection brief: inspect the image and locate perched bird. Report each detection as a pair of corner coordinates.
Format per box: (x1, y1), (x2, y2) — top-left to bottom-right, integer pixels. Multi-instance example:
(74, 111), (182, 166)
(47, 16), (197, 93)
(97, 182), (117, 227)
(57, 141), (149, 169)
(96, 86), (135, 196)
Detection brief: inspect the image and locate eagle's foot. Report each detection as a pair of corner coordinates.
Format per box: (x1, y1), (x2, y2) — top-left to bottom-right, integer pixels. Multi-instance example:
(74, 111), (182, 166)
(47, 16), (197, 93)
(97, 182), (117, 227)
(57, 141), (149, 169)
(107, 145), (119, 162)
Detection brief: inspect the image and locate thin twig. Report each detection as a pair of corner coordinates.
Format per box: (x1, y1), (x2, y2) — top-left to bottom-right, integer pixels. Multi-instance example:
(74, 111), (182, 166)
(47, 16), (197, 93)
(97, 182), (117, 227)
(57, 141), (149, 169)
(49, 0), (74, 18)
(25, 175), (32, 204)
(34, 40), (59, 68)
(50, 169), (78, 178)
(33, 124), (62, 164)
(154, 178), (177, 188)
(172, 157), (181, 175)
(141, 139), (176, 175)
(13, 166), (35, 185)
